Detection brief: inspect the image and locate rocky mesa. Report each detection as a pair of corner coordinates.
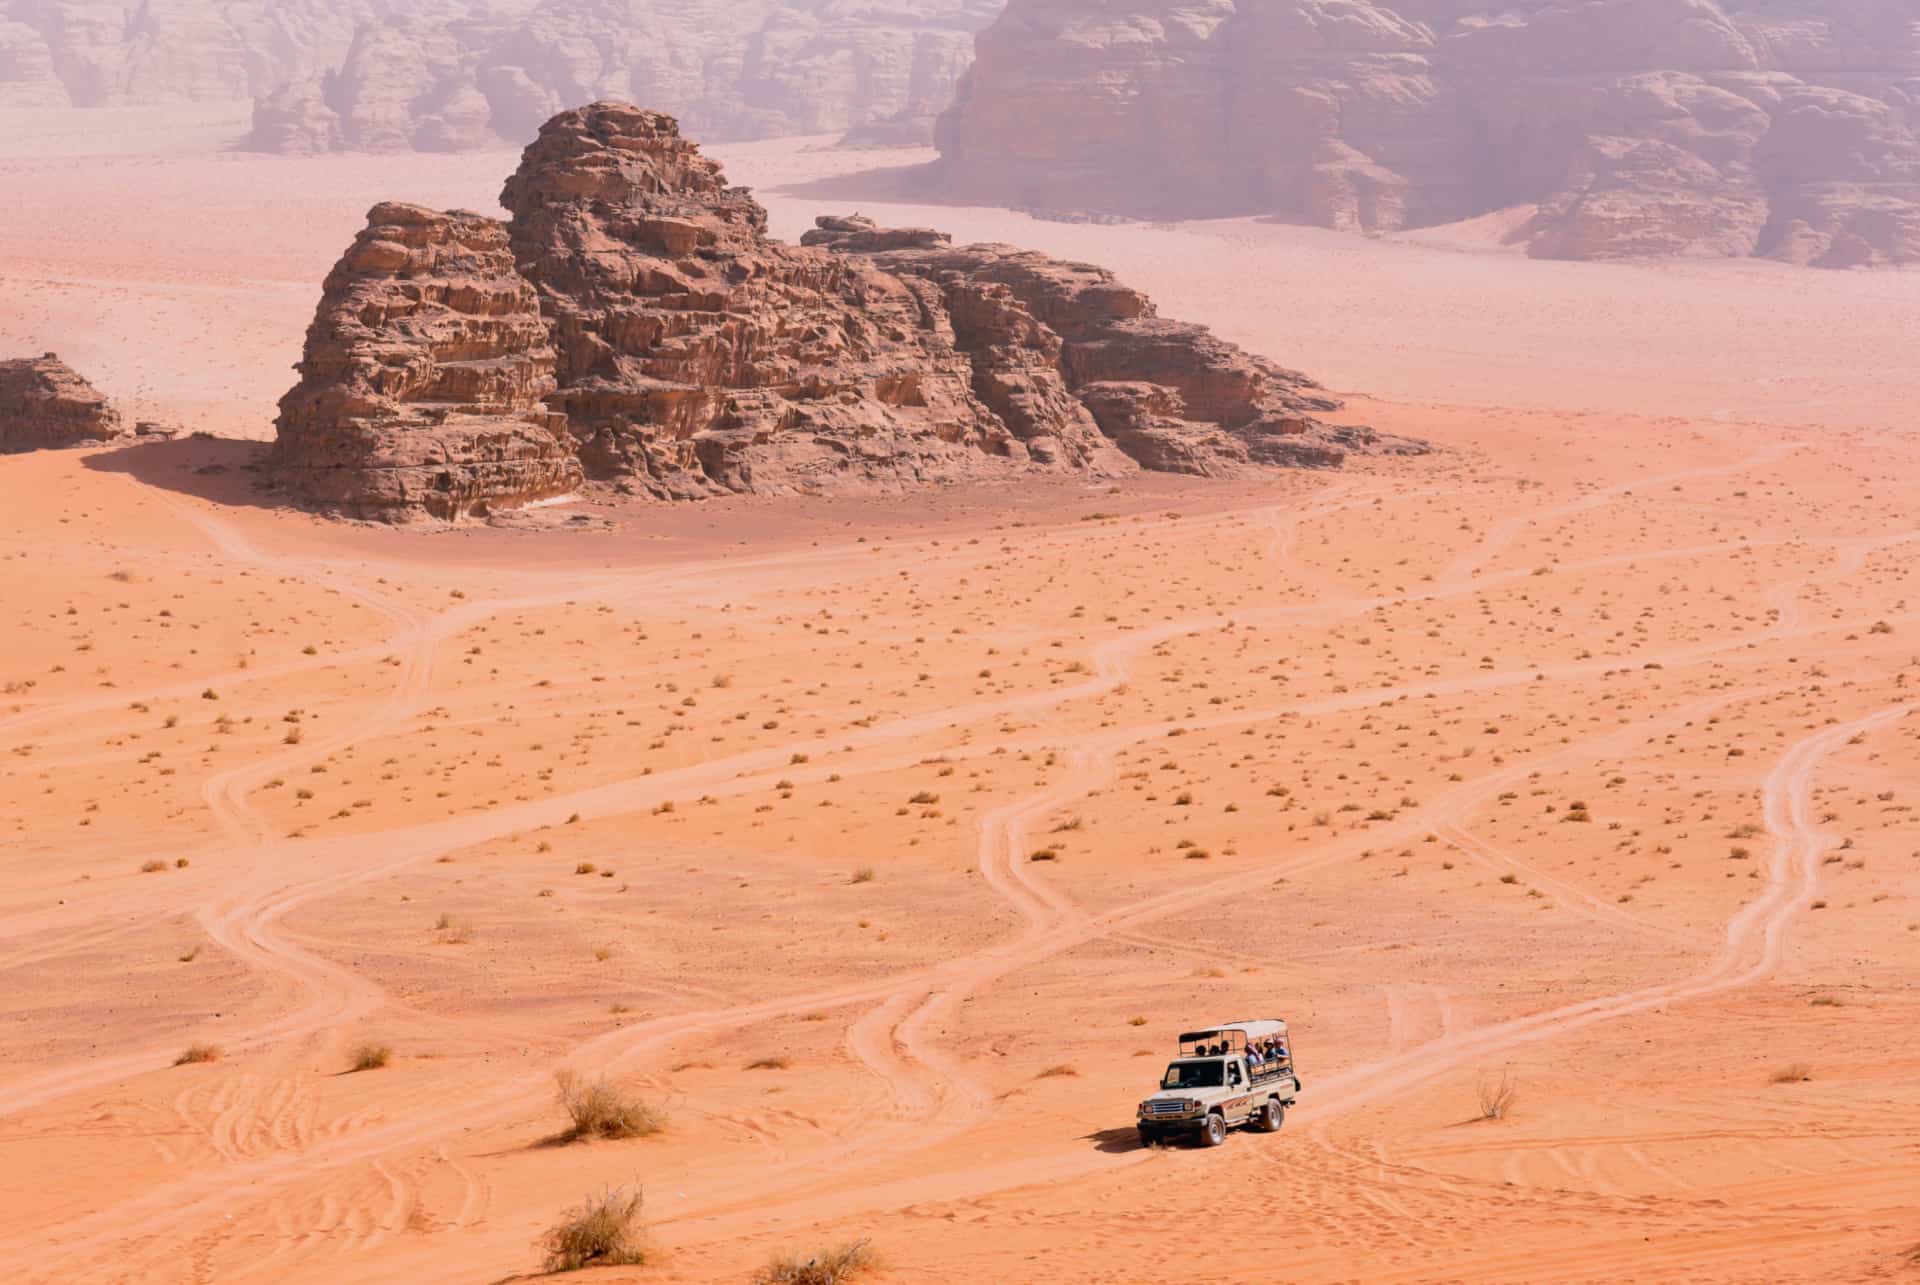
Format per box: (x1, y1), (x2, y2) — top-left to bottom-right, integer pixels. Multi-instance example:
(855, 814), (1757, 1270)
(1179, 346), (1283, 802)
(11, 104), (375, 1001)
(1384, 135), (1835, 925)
(0, 353), (126, 452)
(270, 102), (1418, 521)
(932, 0), (1920, 266)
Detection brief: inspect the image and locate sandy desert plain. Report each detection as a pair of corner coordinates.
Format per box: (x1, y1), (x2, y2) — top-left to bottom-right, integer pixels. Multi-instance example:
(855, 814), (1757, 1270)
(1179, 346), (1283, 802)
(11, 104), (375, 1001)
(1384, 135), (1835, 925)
(2, 104), (1920, 1284)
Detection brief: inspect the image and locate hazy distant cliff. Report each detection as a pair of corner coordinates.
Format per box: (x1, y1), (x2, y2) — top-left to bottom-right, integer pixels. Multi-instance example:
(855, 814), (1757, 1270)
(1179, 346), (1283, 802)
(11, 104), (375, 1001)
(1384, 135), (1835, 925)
(0, 0), (998, 150)
(246, 0), (1000, 152)
(932, 0), (1920, 266)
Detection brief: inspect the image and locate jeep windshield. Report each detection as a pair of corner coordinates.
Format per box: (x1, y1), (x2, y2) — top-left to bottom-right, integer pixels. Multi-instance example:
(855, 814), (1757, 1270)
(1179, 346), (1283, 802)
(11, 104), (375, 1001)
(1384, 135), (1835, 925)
(1161, 1060), (1224, 1090)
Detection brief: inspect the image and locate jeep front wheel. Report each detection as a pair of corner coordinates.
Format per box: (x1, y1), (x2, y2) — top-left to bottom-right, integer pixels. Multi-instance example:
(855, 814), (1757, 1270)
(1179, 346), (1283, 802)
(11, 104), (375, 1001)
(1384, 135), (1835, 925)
(1201, 1113), (1226, 1147)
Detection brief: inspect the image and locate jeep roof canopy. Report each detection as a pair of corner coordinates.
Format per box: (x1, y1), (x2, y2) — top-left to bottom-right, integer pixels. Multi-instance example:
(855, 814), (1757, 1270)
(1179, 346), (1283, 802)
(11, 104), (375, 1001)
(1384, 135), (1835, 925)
(1177, 1019), (1288, 1057)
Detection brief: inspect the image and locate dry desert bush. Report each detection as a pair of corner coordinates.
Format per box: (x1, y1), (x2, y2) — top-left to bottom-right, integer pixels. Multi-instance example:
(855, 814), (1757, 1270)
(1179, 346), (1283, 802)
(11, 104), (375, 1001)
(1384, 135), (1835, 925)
(1476, 1069), (1518, 1120)
(175, 1043), (221, 1065)
(349, 1042), (392, 1072)
(433, 912), (476, 944)
(757, 1238), (877, 1285)
(1771, 1062), (1813, 1084)
(554, 1069), (665, 1141)
(540, 1186), (646, 1272)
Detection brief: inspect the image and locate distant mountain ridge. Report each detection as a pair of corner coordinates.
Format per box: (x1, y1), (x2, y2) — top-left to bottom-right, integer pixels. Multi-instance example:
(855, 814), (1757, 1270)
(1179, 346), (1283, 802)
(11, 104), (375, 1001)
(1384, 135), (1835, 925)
(931, 0), (1920, 265)
(0, 0), (997, 150)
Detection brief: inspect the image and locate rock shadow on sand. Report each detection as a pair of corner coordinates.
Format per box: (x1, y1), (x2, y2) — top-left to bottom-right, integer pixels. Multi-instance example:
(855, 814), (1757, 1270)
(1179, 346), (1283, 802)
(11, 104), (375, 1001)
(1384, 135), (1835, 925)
(767, 159), (946, 206)
(81, 434), (280, 510)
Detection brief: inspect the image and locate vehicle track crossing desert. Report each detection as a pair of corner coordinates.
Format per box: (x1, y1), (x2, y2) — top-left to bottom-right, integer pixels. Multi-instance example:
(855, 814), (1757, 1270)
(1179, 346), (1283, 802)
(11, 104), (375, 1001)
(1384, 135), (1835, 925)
(1, 108), (1919, 1285)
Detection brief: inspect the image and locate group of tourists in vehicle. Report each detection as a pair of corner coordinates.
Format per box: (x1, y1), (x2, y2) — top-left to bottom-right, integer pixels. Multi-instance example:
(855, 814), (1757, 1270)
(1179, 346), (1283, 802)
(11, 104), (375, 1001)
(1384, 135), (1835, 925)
(1190, 1035), (1289, 1070)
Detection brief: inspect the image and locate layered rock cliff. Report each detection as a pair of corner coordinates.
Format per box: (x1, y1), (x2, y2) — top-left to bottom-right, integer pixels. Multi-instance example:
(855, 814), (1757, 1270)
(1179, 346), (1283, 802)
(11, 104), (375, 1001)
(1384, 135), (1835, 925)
(271, 203), (582, 520)
(0, 354), (126, 451)
(272, 103), (1417, 521)
(245, 0), (996, 154)
(803, 219), (1370, 470)
(933, 0), (1920, 266)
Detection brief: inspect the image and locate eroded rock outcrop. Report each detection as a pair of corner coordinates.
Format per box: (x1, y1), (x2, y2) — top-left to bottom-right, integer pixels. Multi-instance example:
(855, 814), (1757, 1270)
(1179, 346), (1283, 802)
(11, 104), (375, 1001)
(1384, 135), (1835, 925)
(0, 354), (126, 451)
(804, 218), (1374, 471)
(273, 103), (1417, 521)
(934, 0), (1920, 266)
(270, 203), (582, 520)
(495, 106), (1127, 498)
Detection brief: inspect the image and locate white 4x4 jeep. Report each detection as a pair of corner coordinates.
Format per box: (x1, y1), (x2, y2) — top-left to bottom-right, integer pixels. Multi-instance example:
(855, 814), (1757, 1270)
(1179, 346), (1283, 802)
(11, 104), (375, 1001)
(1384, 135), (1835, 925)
(1137, 1019), (1301, 1147)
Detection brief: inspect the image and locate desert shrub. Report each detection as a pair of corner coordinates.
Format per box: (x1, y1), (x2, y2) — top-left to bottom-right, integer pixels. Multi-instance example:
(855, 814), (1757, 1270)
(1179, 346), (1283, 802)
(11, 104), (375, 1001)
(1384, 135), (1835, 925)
(1771, 1062), (1812, 1084)
(434, 913), (475, 943)
(1036, 1063), (1078, 1079)
(849, 866), (875, 884)
(757, 1238), (876, 1285)
(555, 1069), (665, 1141)
(745, 1055), (791, 1071)
(540, 1186), (646, 1273)
(350, 1042), (392, 1072)
(175, 1043), (221, 1065)
(1476, 1069), (1518, 1120)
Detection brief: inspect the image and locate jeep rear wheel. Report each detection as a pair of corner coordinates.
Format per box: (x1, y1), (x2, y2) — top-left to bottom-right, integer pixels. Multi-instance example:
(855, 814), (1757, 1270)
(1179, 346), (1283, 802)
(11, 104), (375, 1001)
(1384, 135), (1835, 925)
(1257, 1100), (1285, 1133)
(1201, 1113), (1226, 1147)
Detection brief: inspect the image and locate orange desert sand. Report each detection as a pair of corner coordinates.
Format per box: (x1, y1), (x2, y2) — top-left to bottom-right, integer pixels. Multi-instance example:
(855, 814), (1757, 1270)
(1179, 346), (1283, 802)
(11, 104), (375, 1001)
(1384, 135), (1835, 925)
(1, 105), (1918, 1284)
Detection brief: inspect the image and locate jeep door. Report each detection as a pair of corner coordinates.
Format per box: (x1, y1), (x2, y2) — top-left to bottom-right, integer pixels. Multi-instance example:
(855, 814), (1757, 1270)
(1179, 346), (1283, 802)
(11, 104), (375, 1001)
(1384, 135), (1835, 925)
(1223, 1060), (1254, 1123)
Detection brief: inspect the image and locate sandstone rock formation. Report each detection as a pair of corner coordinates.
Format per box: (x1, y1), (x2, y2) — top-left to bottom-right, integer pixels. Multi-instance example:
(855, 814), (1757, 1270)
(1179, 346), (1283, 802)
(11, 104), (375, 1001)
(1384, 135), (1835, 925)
(0, 354), (126, 451)
(272, 103), (1417, 521)
(271, 203), (582, 521)
(934, 0), (1920, 266)
(244, 0), (996, 154)
(803, 218), (1374, 471)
